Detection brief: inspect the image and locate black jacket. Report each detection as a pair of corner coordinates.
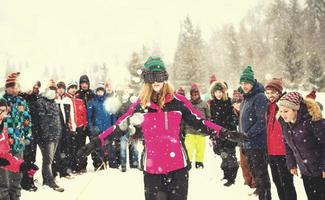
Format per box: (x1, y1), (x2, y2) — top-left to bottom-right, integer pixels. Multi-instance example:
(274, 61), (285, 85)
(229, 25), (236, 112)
(35, 96), (62, 143)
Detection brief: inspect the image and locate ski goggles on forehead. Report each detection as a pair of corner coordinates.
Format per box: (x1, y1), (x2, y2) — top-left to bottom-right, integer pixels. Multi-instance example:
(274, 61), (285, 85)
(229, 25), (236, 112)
(142, 70), (169, 84)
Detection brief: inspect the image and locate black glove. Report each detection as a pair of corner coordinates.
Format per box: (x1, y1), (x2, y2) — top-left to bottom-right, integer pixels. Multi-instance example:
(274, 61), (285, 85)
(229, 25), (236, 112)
(77, 137), (102, 158)
(20, 162), (39, 177)
(0, 158), (10, 167)
(219, 128), (248, 143)
(212, 139), (222, 155)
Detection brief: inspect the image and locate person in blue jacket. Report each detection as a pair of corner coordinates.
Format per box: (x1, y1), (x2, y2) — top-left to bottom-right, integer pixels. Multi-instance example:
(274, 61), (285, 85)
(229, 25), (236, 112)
(239, 66), (271, 200)
(87, 82), (117, 170)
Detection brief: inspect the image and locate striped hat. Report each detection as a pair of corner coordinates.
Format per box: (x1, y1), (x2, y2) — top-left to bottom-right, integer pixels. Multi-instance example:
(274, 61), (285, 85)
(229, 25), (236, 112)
(5, 72), (20, 88)
(265, 78), (283, 94)
(278, 92), (303, 110)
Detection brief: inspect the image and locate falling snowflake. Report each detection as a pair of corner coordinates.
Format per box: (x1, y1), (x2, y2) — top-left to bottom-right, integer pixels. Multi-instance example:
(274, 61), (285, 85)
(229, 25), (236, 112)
(137, 69), (143, 75)
(130, 95), (138, 103)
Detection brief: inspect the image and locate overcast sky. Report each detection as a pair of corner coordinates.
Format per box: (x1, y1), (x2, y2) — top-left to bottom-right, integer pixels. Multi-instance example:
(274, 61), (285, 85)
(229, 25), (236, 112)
(0, 0), (263, 85)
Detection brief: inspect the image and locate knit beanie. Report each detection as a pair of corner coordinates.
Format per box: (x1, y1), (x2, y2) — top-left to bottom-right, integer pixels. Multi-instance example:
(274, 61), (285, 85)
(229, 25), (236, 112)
(5, 72), (20, 88)
(240, 66), (255, 86)
(231, 90), (243, 104)
(190, 83), (200, 95)
(141, 56), (168, 83)
(306, 90), (316, 100)
(56, 81), (66, 90)
(265, 78), (283, 94)
(67, 81), (78, 90)
(79, 75), (90, 85)
(278, 92), (303, 111)
(96, 82), (105, 92)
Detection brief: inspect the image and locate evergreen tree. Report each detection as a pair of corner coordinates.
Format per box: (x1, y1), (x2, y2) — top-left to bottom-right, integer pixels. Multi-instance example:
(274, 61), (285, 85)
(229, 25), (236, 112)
(307, 52), (325, 90)
(127, 51), (143, 90)
(282, 33), (304, 89)
(172, 16), (208, 88)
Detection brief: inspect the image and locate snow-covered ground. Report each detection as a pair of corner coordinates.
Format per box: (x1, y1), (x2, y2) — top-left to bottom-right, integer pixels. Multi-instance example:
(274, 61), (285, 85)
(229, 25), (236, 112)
(21, 92), (325, 200)
(21, 144), (308, 200)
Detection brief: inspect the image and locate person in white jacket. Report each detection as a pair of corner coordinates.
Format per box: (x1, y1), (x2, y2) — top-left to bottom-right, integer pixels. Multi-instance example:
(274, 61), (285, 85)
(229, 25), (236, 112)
(53, 81), (76, 179)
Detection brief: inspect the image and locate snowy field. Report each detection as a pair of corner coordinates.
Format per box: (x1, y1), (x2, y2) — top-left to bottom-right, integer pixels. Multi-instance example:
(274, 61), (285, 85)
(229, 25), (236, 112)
(21, 143), (308, 200)
(21, 92), (325, 200)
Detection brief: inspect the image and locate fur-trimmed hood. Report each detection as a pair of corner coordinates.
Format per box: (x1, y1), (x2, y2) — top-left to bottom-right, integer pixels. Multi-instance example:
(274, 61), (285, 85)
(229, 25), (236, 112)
(210, 81), (228, 100)
(304, 98), (322, 121)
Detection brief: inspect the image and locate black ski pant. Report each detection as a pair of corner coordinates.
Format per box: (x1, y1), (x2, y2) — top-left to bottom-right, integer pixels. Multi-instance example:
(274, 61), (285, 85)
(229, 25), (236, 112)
(144, 168), (189, 200)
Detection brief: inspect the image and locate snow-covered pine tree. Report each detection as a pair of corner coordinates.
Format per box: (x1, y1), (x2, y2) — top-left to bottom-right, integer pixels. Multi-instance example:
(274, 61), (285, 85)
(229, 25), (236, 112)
(307, 52), (325, 90)
(172, 16), (208, 89)
(224, 25), (241, 86)
(127, 51), (143, 91)
(282, 33), (304, 89)
(303, 0), (325, 63)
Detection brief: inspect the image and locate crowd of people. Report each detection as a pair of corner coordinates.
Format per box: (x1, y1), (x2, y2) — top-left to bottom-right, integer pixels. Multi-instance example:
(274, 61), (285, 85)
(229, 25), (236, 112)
(0, 56), (324, 200)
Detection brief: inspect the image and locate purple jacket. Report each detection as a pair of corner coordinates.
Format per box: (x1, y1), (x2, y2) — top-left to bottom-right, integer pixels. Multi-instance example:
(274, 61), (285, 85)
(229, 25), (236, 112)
(279, 99), (325, 177)
(97, 93), (222, 174)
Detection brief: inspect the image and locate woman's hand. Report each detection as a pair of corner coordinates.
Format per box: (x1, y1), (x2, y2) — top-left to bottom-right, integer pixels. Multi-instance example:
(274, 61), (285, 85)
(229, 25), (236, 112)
(322, 171), (325, 179)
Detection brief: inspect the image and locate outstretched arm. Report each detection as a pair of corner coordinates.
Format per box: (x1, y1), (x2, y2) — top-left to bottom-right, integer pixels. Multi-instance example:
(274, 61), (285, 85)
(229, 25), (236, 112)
(176, 94), (247, 143)
(77, 100), (140, 157)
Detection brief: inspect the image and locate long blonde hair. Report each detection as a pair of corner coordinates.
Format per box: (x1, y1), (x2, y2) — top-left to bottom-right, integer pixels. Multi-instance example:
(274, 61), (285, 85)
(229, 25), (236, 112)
(139, 82), (175, 108)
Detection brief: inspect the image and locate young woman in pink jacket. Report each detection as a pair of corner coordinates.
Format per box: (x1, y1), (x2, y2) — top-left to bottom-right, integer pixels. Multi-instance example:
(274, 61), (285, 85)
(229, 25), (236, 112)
(78, 56), (246, 200)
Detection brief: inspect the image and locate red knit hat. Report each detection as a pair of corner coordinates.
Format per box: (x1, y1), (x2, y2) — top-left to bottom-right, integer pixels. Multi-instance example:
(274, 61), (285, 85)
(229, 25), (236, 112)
(306, 90), (316, 100)
(265, 78), (283, 94)
(5, 72), (20, 88)
(278, 92), (303, 110)
(210, 74), (217, 85)
(190, 83), (200, 95)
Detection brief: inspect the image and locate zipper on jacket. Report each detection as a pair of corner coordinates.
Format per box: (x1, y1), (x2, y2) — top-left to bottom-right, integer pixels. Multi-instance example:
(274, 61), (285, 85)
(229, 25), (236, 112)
(239, 100), (247, 133)
(164, 112), (168, 130)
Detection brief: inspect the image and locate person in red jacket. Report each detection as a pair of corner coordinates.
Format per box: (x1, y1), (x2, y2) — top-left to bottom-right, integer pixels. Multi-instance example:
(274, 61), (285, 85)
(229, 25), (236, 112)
(66, 81), (88, 174)
(0, 98), (38, 200)
(265, 78), (297, 200)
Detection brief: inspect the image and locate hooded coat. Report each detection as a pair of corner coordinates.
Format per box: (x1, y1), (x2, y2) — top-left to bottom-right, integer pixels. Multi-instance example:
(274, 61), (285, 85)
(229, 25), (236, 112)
(279, 98), (325, 177)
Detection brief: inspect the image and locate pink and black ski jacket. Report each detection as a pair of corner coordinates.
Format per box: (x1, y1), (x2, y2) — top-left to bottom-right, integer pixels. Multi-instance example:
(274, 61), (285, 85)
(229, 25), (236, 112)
(97, 94), (222, 174)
